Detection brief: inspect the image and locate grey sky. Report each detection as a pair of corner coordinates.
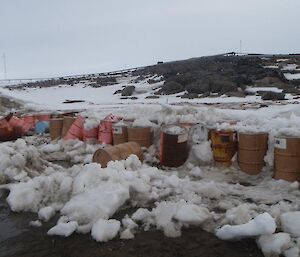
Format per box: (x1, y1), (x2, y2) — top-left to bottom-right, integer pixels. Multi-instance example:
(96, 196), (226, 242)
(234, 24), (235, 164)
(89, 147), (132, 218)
(0, 0), (299, 79)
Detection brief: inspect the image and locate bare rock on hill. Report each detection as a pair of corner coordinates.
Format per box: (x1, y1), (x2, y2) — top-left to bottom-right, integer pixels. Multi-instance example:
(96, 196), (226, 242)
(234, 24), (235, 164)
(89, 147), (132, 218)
(261, 91), (286, 101)
(186, 80), (210, 94)
(226, 91), (246, 98)
(121, 86), (135, 96)
(145, 95), (160, 99)
(159, 81), (184, 95)
(181, 93), (199, 99)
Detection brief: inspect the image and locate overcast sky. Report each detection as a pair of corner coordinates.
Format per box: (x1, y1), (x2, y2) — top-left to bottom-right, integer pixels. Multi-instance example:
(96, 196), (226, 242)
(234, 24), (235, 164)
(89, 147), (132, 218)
(0, 0), (299, 79)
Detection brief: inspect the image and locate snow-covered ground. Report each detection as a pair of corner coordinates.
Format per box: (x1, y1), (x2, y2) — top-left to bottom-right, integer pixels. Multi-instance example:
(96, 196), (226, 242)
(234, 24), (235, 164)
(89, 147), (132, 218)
(284, 73), (300, 81)
(0, 103), (299, 256)
(0, 70), (299, 111)
(1, 58), (300, 257)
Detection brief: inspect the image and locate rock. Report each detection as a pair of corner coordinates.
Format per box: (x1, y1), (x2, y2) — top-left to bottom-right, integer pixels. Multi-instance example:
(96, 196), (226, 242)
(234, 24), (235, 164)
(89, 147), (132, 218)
(185, 80), (210, 94)
(199, 92), (211, 98)
(225, 91), (246, 98)
(160, 81), (184, 95)
(121, 86), (135, 96)
(114, 89), (122, 95)
(282, 87), (298, 94)
(261, 91), (286, 101)
(181, 93), (199, 99)
(145, 95), (160, 99)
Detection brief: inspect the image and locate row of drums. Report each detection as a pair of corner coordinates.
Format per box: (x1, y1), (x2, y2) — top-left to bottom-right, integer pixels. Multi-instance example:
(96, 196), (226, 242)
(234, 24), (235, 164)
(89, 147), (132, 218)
(210, 129), (300, 182)
(93, 124), (189, 168)
(95, 124), (300, 182)
(49, 117), (153, 146)
(50, 116), (300, 183)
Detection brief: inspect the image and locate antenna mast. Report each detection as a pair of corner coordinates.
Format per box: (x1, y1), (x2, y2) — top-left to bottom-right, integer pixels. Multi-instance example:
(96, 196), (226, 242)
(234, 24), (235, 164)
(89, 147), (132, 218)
(239, 40), (242, 54)
(2, 54), (7, 79)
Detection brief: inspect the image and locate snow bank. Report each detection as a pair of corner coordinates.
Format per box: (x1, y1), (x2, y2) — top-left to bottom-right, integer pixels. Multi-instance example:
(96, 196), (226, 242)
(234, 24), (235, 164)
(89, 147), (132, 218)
(61, 182), (129, 225)
(47, 221), (78, 237)
(91, 219), (120, 242)
(131, 201), (211, 238)
(1, 102), (300, 249)
(281, 212), (300, 237)
(216, 213), (276, 240)
(174, 204), (210, 225)
(257, 233), (291, 257)
(0, 139), (44, 183)
(38, 206), (55, 221)
(284, 73), (300, 80)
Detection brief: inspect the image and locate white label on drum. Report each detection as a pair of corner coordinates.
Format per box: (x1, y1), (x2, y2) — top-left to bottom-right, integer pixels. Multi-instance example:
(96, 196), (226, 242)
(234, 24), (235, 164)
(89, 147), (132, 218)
(275, 138), (287, 149)
(113, 127), (122, 135)
(178, 134), (188, 143)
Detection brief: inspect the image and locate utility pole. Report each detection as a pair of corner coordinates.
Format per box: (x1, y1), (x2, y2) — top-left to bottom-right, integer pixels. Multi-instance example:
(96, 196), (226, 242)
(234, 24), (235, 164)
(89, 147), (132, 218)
(2, 53), (7, 79)
(239, 40), (242, 54)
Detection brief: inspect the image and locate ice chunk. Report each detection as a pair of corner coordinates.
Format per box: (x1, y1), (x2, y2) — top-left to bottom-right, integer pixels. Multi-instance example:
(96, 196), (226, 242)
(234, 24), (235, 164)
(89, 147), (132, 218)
(120, 228), (135, 240)
(122, 215), (138, 230)
(91, 219), (120, 242)
(284, 247), (300, 257)
(47, 221), (78, 237)
(281, 212), (300, 237)
(131, 208), (151, 222)
(189, 167), (203, 178)
(192, 142), (213, 163)
(174, 204), (210, 225)
(29, 220), (42, 227)
(165, 174), (180, 188)
(7, 181), (43, 212)
(257, 233), (291, 257)
(225, 204), (252, 225)
(61, 183), (129, 225)
(216, 213), (276, 240)
(152, 201), (182, 238)
(38, 206), (55, 222)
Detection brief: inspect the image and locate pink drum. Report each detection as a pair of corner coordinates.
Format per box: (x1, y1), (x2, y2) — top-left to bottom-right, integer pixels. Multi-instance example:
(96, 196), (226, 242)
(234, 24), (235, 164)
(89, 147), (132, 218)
(98, 114), (120, 144)
(83, 126), (99, 144)
(8, 116), (30, 134)
(64, 115), (84, 140)
(36, 114), (51, 122)
(21, 115), (36, 131)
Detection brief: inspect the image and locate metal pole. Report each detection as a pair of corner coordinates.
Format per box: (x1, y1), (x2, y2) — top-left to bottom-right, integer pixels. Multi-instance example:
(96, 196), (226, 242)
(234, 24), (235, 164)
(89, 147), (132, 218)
(3, 53), (7, 79)
(239, 40), (242, 54)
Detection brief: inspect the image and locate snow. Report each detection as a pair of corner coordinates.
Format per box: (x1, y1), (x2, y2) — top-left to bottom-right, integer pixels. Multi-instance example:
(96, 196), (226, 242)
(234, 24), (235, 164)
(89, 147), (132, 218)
(281, 212), (300, 237)
(29, 220), (42, 227)
(38, 206), (55, 221)
(284, 73), (300, 80)
(282, 64), (298, 71)
(246, 86), (283, 93)
(132, 117), (156, 127)
(257, 233), (291, 256)
(284, 247), (300, 257)
(47, 221), (78, 237)
(215, 213), (276, 240)
(1, 71), (299, 112)
(174, 204), (210, 225)
(163, 125), (187, 135)
(190, 141), (213, 164)
(61, 181), (129, 225)
(120, 228), (135, 240)
(91, 219), (120, 242)
(1, 77), (300, 251)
